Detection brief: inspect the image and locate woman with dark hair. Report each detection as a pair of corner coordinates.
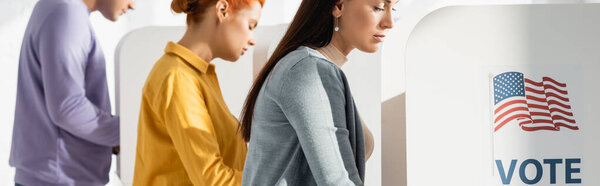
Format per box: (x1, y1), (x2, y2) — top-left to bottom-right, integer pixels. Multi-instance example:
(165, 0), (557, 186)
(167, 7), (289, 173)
(132, 0), (264, 185)
(240, 0), (397, 185)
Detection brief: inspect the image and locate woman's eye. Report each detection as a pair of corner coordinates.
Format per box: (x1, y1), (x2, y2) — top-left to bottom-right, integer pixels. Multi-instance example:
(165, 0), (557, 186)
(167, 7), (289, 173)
(374, 6), (385, 11)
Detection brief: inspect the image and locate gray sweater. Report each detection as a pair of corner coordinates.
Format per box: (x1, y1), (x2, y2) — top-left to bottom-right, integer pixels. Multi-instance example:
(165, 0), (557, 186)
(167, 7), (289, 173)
(242, 46), (365, 186)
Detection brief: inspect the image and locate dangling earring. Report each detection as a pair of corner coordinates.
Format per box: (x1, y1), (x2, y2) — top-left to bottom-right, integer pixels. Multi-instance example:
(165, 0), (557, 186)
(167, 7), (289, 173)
(334, 17), (340, 32)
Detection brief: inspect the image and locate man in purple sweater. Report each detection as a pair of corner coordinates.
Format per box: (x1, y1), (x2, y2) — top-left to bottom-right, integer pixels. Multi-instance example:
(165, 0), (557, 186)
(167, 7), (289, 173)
(10, 0), (134, 185)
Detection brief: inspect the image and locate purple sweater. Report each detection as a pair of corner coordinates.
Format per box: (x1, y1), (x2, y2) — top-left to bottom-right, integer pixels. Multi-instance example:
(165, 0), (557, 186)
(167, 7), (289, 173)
(10, 0), (119, 185)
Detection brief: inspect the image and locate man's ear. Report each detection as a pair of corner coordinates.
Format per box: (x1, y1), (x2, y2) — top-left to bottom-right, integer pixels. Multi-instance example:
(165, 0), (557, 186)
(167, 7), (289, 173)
(215, 0), (230, 23)
(332, 0), (344, 17)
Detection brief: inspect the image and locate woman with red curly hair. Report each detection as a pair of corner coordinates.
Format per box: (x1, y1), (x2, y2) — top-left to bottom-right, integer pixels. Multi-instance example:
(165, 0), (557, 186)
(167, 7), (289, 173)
(132, 0), (264, 185)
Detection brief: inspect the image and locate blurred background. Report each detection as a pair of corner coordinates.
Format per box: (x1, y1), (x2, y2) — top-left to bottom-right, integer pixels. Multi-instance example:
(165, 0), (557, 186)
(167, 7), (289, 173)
(1, 0), (599, 185)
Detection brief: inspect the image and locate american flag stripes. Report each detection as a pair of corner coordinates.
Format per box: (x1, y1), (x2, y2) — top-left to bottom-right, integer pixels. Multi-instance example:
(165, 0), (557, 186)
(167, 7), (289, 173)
(493, 72), (579, 132)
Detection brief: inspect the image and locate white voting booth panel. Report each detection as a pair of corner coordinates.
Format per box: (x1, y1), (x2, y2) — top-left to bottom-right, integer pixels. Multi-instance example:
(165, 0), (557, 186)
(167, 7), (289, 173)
(115, 26), (254, 185)
(405, 4), (600, 186)
(116, 25), (383, 185)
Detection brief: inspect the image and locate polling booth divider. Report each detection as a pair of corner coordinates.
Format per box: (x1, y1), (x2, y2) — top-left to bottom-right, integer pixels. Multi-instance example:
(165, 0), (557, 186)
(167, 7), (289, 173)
(405, 4), (600, 186)
(115, 27), (184, 186)
(115, 25), (386, 185)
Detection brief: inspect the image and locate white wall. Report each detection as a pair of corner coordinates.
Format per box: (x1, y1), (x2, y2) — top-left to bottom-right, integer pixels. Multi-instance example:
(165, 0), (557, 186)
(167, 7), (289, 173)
(0, 0), (38, 184)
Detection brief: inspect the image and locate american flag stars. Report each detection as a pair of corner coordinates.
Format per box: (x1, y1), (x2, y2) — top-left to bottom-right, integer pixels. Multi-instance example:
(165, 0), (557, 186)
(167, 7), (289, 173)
(494, 72), (525, 104)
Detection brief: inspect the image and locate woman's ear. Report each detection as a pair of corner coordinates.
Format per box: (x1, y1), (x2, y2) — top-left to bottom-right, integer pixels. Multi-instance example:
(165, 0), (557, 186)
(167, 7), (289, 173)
(215, 0), (230, 23)
(332, 0), (344, 17)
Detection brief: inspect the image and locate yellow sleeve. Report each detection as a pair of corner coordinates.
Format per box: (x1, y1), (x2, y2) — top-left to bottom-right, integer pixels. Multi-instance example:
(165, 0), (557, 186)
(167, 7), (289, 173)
(157, 72), (242, 186)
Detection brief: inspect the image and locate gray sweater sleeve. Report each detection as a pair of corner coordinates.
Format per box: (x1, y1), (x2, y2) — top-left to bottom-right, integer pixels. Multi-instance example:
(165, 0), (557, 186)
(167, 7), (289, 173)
(278, 57), (363, 186)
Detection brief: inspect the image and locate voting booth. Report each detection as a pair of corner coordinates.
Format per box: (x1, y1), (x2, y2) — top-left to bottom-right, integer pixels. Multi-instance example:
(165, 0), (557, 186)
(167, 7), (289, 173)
(114, 4), (600, 185)
(405, 4), (600, 185)
(115, 25), (384, 185)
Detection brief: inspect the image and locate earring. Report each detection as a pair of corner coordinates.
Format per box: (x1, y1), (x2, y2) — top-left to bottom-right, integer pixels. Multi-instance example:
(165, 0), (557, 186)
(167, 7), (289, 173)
(334, 17), (340, 32)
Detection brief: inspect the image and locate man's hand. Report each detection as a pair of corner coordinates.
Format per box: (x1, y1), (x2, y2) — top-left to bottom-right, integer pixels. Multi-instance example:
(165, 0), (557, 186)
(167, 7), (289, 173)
(112, 146), (120, 155)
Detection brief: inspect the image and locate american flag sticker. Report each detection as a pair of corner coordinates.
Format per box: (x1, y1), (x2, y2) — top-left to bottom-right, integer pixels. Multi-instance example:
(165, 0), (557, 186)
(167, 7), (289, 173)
(493, 72), (579, 132)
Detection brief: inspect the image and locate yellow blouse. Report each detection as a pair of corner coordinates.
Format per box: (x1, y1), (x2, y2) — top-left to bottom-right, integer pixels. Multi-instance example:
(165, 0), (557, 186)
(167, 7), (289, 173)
(133, 42), (247, 186)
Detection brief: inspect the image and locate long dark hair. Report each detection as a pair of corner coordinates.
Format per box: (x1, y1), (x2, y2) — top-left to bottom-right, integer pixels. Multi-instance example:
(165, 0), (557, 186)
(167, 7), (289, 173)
(239, 0), (339, 141)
